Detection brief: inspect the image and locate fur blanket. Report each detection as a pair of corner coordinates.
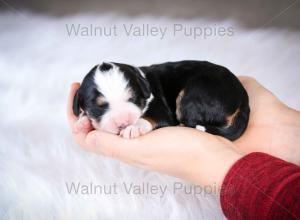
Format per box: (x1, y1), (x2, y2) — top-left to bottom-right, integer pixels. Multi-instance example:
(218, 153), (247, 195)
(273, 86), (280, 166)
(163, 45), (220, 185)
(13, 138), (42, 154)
(0, 11), (299, 220)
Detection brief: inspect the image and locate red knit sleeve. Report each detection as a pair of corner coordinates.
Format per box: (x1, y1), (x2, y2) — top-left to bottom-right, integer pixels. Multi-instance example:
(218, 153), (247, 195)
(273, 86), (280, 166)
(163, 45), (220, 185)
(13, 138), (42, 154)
(220, 152), (300, 220)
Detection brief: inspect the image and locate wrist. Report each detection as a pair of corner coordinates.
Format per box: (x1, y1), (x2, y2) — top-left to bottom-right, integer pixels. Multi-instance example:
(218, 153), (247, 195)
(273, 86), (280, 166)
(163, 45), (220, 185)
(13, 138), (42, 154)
(270, 105), (300, 165)
(213, 147), (243, 196)
(189, 139), (244, 196)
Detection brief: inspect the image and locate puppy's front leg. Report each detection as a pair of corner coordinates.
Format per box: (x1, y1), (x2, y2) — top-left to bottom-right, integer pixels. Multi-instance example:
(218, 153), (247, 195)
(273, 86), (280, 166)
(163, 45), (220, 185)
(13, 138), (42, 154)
(120, 97), (175, 139)
(119, 118), (153, 139)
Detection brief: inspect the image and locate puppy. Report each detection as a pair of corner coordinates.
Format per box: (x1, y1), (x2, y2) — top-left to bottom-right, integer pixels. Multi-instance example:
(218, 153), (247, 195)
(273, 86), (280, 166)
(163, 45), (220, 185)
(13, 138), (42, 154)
(73, 61), (250, 141)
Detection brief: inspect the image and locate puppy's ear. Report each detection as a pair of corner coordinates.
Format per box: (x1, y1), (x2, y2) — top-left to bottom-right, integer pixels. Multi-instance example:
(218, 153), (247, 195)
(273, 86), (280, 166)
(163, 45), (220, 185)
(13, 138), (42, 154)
(73, 89), (83, 116)
(136, 73), (151, 99)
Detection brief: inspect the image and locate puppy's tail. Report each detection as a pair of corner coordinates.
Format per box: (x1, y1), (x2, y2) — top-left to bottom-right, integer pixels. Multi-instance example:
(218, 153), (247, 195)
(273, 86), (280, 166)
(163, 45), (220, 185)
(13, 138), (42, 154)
(205, 102), (250, 141)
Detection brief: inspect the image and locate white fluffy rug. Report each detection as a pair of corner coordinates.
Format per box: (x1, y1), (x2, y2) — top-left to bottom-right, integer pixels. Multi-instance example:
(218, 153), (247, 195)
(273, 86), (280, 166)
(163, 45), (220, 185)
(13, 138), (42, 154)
(0, 11), (300, 220)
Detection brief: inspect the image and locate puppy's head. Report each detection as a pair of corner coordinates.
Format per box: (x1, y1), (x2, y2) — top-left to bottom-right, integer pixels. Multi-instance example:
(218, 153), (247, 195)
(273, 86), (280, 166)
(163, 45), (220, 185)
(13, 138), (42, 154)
(73, 62), (152, 134)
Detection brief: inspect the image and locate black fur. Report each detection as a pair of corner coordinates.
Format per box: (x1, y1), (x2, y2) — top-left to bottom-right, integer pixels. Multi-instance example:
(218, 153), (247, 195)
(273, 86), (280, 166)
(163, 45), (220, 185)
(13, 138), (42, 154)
(141, 61), (250, 140)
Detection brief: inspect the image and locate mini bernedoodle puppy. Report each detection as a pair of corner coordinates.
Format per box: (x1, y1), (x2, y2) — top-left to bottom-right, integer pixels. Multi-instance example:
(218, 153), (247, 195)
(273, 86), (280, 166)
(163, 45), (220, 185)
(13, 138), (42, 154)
(73, 61), (250, 141)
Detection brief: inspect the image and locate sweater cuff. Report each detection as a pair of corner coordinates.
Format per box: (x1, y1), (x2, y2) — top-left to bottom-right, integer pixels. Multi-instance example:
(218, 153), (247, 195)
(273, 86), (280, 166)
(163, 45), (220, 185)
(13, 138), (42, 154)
(220, 152), (300, 219)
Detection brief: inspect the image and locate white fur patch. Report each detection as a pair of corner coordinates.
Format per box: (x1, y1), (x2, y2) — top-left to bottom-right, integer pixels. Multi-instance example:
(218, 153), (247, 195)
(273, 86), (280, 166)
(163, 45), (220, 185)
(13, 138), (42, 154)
(94, 63), (131, 103)
(142, 94), (154, 114)
(93, 63), (143, 133)
(136, 67), (146, 78)
(136, 67), (154, 114)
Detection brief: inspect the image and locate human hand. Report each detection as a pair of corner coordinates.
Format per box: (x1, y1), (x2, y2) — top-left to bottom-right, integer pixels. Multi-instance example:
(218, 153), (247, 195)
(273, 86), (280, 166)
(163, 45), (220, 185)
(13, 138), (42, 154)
(235, 77), (300, 165)
(67, 83), (242, 189)
(67, 76), (300, 190)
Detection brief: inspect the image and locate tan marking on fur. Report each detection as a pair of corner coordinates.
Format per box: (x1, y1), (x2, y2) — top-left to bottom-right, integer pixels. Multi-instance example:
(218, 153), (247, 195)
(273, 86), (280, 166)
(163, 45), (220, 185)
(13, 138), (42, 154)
(96, 96), (107, 106)
(226, 108), (240, 126)
(175, 89), (185, 120)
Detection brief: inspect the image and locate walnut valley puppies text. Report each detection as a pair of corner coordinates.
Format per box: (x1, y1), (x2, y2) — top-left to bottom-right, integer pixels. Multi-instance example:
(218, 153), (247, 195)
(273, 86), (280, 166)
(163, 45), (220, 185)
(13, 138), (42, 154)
(65, 181), (222, 198)
(65, 23), (234, 39)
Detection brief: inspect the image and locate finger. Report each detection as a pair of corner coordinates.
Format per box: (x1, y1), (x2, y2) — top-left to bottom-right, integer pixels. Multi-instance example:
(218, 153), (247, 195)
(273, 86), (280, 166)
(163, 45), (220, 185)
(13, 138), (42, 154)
(67, 82), (80, 125)
(238, 76), (278, 104)
(238, 76), (256, 84)
(85, 130), (136, 154)
(238, 76), (260, 89)
(85, 130), (143, 163)
(84, 127), (190, 168)
(238, 76), (272, 95)
(73, 116), (93, 133)
(67, 82), (92, 147)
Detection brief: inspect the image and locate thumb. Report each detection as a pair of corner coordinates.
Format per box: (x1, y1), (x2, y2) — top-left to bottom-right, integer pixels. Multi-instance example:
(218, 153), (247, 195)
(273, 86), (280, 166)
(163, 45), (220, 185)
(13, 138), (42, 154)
(84, 130), (145, 165)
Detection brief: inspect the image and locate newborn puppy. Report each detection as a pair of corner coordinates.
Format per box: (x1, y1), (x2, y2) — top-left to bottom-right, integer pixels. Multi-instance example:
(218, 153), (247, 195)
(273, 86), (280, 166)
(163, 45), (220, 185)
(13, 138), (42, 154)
(73, 61), (250, 141)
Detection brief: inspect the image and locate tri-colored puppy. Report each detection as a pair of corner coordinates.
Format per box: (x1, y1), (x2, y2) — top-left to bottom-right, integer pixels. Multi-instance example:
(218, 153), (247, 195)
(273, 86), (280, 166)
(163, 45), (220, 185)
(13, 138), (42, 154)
(73, 61), (250, 140)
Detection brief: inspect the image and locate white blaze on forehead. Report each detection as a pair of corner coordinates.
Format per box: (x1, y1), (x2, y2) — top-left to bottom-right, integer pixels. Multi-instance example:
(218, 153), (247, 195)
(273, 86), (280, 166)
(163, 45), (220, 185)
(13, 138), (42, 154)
(94, 63), (131, 102)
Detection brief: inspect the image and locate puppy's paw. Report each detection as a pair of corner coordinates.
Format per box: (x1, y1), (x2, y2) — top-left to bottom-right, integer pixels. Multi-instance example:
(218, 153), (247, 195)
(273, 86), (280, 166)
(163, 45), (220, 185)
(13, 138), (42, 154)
(73, 115), (92, 133)
(120, 118), (153, 139)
